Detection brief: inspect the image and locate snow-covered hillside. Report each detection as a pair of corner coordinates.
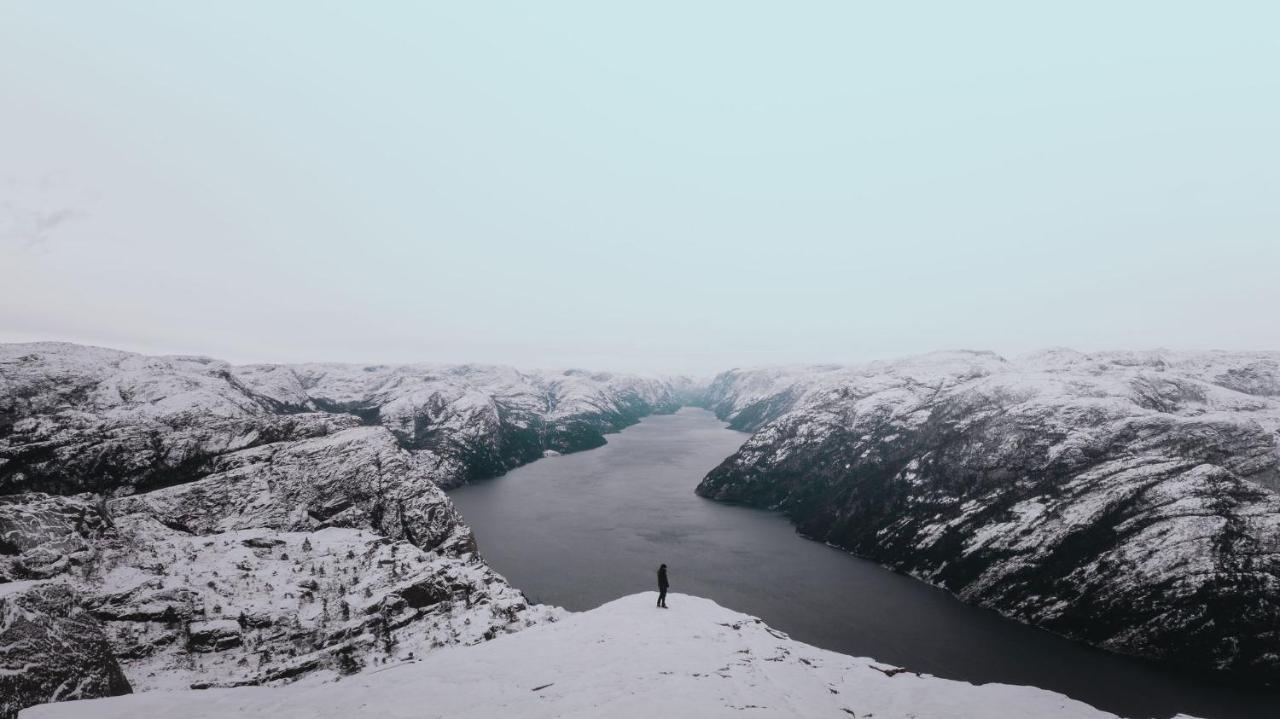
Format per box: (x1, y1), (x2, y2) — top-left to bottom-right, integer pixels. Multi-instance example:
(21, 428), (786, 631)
(0, 342), (683, 718)
(20, 592), (1174, 719)
(698, 350), (1280, 686)
(1, 342), (687, 495)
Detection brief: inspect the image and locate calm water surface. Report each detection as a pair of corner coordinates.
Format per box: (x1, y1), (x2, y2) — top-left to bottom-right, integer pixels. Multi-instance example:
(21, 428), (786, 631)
(450, 408), (1276, 719)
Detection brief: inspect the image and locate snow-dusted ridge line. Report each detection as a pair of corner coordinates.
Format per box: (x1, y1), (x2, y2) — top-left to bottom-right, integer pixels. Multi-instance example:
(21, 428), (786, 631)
(698, 349), (1280, 687)
(0, 341), (695, 494)
(19, 592), (1200, 719)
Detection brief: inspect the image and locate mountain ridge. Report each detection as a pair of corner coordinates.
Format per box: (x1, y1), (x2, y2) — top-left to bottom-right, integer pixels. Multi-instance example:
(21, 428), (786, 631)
(696, 349), (1280, 686)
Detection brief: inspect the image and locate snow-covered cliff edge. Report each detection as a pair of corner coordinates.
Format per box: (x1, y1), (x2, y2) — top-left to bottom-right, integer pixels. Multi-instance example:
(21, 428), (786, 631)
(696, 350), (1280, 686)
(20, 592), (1173, 719)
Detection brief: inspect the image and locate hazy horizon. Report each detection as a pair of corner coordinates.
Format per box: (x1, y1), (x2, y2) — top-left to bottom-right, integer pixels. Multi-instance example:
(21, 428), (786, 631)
(4, 3), (1278, 374)
(4, 334), (1276, 378)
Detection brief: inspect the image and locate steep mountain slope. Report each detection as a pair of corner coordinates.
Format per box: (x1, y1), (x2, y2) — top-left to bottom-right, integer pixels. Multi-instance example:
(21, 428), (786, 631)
(0, 342), (683, 717)
(20, 593), (1162, 719)
(80, 519), (557, 692)
(697, 350), (1280, 686)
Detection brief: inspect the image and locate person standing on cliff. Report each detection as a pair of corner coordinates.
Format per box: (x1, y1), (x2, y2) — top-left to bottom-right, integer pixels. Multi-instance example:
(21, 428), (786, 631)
(657, 563), (670, 608)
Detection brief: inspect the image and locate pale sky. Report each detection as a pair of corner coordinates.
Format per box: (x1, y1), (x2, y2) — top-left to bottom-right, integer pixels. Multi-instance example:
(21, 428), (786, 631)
(2, 2), (1278, 374)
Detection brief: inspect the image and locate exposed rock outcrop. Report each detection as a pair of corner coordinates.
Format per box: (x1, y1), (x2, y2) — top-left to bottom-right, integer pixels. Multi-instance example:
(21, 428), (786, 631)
(0, 493), (109, 582)
(0, 581), (131, 719)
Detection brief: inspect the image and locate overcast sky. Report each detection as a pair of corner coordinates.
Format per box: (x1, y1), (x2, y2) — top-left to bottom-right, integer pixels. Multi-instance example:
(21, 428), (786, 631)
(2, 3), (1277, 374)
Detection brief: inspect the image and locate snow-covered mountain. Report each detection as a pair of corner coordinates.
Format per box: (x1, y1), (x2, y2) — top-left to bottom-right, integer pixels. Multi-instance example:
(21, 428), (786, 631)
(697, 350), (1280, 686)
(1, 342), (686, 496)
(0, 342), (684, 718)
(20, 592), (1181, 719)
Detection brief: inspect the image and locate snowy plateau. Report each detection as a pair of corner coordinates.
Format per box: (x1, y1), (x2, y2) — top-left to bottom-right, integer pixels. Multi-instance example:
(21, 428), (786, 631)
(20, 593), (1200, 719)
(3, 342), (1278, 718)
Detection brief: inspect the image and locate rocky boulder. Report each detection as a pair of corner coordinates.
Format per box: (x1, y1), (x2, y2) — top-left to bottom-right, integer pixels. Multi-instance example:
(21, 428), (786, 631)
(0, 581), (131, 719)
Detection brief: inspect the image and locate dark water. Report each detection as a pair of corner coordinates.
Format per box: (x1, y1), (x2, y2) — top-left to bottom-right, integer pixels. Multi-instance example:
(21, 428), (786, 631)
(449, 408), (1276, 719)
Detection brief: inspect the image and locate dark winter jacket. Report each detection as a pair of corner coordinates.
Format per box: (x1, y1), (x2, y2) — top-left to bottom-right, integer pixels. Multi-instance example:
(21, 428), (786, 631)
(658, 566), (669, 590)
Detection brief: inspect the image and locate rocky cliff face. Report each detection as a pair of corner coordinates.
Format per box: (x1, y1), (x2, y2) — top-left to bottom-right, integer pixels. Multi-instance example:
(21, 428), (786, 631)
(0, 342), (683, 717)
(697, 350), (1280, 687)
(1, 580), (131, 719)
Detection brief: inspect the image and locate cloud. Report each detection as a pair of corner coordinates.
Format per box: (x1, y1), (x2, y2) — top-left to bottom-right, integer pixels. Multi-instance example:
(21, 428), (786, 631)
(1, 206), (87, 249)
(0, 175), (92, 249)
